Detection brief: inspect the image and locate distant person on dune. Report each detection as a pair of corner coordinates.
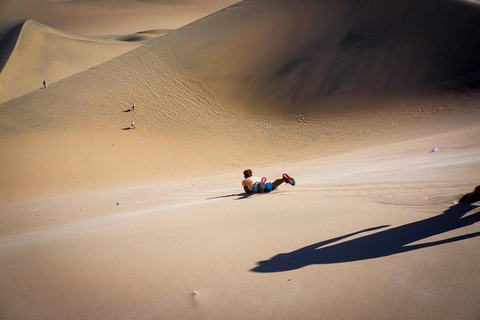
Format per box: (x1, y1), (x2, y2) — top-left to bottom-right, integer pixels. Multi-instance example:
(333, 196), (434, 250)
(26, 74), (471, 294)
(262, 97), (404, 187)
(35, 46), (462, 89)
(43, 80), (47, 89)
(131, 120), (135, 129)
(242, 169), (295, 194)
(131, 103), (136, 111)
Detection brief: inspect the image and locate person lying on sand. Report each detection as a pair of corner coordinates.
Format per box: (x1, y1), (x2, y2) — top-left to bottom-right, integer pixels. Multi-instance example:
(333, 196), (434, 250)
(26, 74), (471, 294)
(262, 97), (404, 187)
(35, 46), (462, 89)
(242, 169), (295, 194)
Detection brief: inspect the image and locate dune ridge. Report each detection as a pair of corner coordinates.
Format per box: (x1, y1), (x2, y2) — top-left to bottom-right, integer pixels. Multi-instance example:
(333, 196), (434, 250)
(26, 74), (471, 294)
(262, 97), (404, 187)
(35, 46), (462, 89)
(159, 0), (480, 118)
(1, 0), (480, 202)
(0, 19), (141, 104)
(0, 0), (240, 36)
(0, 1), (480, 319)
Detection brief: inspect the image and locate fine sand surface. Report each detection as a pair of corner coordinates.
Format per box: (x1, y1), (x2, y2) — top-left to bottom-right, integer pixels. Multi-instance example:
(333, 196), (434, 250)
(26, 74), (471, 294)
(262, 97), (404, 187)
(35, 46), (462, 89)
(2, 0), (480, 202)
(0, 19), (141, 104)
(163, 0), (480, 118)
(1, 0), (480, 318)
(0, 0), (240, 36)
(1, 116), (479, 319)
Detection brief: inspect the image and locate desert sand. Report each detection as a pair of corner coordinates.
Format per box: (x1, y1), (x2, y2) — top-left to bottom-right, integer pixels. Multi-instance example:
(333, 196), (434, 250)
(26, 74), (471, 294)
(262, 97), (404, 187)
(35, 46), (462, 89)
(0, 19), (143, 104)
(0, 0), (240, 36)
(1, 0), (479, 319)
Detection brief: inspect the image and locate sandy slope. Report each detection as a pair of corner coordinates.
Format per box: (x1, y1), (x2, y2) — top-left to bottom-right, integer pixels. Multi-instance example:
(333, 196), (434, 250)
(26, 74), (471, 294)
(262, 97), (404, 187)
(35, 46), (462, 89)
(0, 0), (479, 318)
(0, 19), (141, 104)
(2, 41), (467, 203)
(161, 0), (480, 118)
(0, 0), (240, 36)
(0, 114), (479, 319)
(2, 0), (479, 203)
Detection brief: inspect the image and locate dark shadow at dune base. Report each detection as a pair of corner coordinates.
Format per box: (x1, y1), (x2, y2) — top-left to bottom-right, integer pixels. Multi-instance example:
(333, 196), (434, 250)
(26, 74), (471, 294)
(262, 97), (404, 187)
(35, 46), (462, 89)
(252, 202), (480, 272)
(0, 20), (25, 72)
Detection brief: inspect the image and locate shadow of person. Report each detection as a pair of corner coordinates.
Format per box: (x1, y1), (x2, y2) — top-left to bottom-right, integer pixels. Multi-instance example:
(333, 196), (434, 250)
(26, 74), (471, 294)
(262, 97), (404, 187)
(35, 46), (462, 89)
(122, 127), (132, 130)
(207, 193), (255, 200)
(123, 109), (132, 113)
(251, 202), (480, 272)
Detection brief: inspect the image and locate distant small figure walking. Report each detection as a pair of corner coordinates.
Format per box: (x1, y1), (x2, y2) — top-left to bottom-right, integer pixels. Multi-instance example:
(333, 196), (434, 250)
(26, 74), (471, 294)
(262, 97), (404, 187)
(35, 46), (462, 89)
(131, 103), (136, 111)
(43, 80), (47, 89)
(131, 120), (136, 129)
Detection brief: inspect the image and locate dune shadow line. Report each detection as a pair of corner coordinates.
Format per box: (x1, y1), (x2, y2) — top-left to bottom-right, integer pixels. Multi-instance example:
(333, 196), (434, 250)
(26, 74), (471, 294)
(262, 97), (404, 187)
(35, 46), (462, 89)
(251, 202), (480, 272)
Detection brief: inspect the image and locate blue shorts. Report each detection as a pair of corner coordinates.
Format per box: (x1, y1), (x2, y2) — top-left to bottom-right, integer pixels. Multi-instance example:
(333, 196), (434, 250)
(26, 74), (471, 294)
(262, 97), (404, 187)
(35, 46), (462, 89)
(251, 181), (275, 193)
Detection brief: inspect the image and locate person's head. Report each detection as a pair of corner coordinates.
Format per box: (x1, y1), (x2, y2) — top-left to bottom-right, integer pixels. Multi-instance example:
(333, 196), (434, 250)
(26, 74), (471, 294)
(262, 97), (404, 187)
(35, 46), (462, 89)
(243, 169), (252, 178)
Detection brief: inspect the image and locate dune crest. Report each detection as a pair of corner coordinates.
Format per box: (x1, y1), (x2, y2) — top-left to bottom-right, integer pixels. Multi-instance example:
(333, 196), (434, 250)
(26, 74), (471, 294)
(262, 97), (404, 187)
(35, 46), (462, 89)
(0, 0), (479, 202)
(1, 1), (480, 319)
(0, 19), (140, 104)
(0, 0), (240, 36)
(158, 0), (480, 118)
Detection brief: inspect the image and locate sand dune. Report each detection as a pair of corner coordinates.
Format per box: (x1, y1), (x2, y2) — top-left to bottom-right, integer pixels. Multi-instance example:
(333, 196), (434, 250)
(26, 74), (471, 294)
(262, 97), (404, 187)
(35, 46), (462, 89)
(0, 44), (397, 202)
(0, 0), (240, 36)
(160, 0), (480, 117)
(0, 19), (24, 73)
(1, 0), (479, 202)
(0, 0), (480, 319)
(0, 19), (141, 104)
(116, 29), (174, 42)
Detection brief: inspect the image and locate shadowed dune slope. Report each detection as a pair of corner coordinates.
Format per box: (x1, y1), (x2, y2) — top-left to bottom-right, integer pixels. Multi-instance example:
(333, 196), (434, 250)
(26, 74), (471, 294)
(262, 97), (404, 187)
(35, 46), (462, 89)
(116, 29), (174, 42)
(1, 0), (480, 202)
(0, 0), (240, 36)
(0, 19), (24, 73)
(0, 19), (141, 104)
(157, 0), (480, 117)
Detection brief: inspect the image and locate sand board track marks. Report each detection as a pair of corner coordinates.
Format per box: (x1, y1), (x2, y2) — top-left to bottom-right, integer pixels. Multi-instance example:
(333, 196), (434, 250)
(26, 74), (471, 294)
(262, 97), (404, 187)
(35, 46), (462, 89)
(0, 19), (140, 104)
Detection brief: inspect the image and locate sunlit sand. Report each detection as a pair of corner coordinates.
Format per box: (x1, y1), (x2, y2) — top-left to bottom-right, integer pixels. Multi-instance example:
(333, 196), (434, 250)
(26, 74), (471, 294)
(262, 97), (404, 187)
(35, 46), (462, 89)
(1, 0), (479, 319)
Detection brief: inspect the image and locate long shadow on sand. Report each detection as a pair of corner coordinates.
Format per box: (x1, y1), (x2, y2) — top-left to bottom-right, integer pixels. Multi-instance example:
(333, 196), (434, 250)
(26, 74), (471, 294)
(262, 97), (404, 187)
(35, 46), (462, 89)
(251, 202), (480, 272)
(207, 193), (254, 201)
(207, 190), (282, 201)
